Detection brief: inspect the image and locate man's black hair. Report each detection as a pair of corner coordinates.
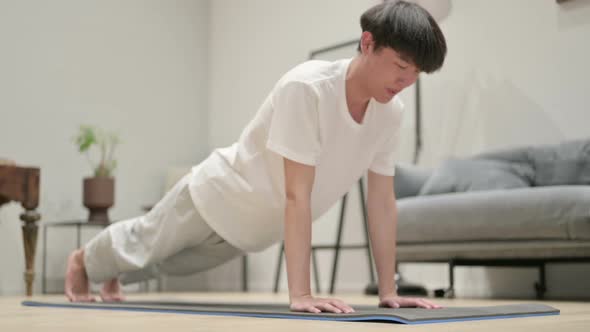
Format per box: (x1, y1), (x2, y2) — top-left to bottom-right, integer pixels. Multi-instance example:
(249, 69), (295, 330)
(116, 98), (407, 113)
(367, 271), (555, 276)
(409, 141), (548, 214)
(358, 1), (447, 73)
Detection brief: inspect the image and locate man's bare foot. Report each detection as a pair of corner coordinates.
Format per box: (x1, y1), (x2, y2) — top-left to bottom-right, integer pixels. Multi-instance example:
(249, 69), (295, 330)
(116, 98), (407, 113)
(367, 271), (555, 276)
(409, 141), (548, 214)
(65, 249), (96, 302)
(100, 278), (125, 302)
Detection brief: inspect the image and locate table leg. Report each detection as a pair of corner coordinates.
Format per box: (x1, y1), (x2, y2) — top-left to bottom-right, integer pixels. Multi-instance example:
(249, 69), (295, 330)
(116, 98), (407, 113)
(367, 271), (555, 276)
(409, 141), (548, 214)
(42, 224), (47, 294)
(21, 208), (41, 296)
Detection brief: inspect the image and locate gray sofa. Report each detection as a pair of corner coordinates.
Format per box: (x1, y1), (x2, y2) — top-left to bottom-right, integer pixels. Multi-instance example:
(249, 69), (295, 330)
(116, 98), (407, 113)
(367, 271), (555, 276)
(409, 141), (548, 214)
(394, 139), (590, 298)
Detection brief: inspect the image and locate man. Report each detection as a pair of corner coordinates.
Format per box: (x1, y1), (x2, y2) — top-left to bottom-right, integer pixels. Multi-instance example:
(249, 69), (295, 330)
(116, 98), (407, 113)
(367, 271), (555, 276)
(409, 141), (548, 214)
(66, 0), (447, 313)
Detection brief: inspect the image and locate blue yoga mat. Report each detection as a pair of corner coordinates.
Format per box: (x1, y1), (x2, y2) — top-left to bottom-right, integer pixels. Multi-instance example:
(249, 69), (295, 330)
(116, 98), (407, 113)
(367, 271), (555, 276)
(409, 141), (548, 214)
(22, 300), (559, 325)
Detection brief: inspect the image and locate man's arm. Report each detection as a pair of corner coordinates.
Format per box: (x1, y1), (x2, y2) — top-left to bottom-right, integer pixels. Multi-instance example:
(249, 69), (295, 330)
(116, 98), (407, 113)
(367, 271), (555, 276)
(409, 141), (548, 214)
(366, 170), (398, 297)
(283, 158), (314, 301)
(367, 170), (440, 309)
(283, 158), (354, 314)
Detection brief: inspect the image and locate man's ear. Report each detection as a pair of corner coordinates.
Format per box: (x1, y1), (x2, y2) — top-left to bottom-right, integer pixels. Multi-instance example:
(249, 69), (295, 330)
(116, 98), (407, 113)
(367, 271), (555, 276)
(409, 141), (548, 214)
(360, 31), (375, 54)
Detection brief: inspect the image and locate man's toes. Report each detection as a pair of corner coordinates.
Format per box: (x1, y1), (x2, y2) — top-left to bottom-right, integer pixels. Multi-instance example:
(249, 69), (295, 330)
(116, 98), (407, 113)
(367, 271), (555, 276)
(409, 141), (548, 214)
(66, 292), (96, 302)
(113, 294), (126, 301)
(80, 295), (96, 302)
(100, 292), (125, 302)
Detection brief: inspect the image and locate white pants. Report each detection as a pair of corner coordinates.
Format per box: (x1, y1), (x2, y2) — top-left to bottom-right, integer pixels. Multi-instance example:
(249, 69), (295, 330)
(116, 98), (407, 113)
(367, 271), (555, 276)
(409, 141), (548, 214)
(84, 174), (243, 284)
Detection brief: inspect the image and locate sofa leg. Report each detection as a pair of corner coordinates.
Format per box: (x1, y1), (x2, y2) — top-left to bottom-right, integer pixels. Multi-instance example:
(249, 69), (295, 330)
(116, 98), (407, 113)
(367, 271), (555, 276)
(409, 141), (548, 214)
(434, 287), (455, 298)
(447, 260), (456, 298)
(434, 260), (455, 298)
(534, 263), (547, 300)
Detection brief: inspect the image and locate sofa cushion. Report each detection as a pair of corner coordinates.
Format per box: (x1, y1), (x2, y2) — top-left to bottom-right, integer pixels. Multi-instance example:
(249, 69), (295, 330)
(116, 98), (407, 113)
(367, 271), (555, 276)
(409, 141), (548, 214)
(475, 138), (590, 186)
(398, 186), (590, 243)
(394, 164), (432, 199)
(532, 139), (590, 186)
(418, 159), (532, 196)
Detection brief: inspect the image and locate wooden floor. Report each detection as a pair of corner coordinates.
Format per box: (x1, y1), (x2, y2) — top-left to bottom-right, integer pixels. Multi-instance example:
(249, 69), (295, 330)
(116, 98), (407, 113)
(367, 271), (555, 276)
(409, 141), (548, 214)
(2, 292), (589, 331)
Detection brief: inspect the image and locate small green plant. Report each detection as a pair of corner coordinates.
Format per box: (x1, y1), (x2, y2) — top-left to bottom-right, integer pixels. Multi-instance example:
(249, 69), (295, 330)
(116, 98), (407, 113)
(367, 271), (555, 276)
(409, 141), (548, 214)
(74, 125), (120, 177)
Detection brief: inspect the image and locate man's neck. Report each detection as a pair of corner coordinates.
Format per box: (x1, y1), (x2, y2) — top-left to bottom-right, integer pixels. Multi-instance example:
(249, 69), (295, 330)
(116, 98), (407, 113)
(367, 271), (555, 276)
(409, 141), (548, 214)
(345, 57), (372, 122)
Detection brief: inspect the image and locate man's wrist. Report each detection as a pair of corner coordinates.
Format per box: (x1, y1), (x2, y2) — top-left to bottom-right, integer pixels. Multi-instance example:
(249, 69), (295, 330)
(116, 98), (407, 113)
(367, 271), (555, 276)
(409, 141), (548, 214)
(379, 291), (398, 300)
(289, 290), (312, 300)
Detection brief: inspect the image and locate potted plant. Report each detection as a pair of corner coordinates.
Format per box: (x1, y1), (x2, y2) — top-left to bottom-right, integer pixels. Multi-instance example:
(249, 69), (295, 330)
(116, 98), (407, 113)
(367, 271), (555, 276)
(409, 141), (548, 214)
(74, 125), (120, 224)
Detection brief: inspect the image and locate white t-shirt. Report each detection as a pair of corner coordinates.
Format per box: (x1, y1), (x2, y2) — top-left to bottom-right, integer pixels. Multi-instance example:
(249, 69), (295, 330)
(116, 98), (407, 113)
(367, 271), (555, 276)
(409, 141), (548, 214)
(189, 58), (404, 252)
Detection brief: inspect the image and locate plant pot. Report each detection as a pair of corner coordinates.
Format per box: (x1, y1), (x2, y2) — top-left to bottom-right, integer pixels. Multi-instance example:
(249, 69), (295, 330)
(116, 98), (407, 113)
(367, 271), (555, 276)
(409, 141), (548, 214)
(83, 176), (114, 225)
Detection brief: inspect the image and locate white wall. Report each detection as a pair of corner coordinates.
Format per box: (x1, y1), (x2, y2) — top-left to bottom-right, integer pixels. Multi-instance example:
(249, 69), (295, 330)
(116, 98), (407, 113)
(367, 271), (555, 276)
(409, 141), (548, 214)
(421, 0), (590, 164)
(0, 0), (210, 295)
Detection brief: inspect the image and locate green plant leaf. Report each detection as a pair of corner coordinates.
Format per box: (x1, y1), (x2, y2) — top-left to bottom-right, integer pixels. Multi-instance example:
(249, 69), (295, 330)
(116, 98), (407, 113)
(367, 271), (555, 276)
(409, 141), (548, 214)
(74, 124), (120, 177)
(75, 126), (96, 152)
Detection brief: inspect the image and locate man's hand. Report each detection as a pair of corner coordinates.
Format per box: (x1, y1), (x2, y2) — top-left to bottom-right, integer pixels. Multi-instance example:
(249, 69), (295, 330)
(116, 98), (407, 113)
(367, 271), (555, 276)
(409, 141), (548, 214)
(379, 293), (442, 309)
(290, 295), (355, 314)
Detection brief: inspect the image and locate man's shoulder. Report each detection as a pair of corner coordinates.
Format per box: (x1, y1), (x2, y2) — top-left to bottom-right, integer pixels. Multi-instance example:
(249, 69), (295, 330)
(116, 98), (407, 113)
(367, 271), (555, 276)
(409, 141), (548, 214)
(278, 59), (348, 87)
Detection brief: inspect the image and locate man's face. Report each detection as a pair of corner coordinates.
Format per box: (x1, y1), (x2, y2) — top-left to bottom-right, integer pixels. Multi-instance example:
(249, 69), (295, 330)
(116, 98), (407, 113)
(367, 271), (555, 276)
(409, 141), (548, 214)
(365, 45), (420, 104)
